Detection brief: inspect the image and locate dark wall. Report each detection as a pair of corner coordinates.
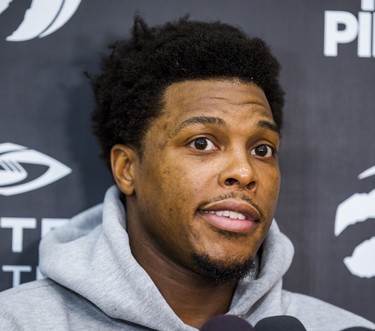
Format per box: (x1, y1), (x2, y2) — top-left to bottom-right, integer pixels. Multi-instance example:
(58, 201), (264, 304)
(0, 0), (374, 322)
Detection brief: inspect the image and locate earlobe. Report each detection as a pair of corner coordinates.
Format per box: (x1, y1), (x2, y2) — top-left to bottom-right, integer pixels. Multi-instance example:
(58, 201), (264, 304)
(110, 144), (137, 196)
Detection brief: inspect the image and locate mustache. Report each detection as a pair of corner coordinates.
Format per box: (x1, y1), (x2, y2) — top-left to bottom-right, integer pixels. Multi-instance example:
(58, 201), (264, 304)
(197, 192), (264, 219)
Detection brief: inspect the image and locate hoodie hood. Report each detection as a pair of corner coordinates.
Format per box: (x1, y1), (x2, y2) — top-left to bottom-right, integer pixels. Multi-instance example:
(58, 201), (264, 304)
(39, 185), (294, 330)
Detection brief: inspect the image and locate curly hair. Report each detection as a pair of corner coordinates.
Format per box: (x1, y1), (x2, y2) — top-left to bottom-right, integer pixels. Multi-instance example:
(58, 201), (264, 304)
(91, 16), (284, 168)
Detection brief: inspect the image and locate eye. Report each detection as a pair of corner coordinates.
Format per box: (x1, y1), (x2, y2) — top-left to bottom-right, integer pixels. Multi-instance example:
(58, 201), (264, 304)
(250, 144), (274, 158)
(188, 137), (217, 151)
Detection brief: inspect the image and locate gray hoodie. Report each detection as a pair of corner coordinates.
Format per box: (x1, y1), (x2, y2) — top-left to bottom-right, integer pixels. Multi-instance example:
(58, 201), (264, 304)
(0, 186), (373, 330)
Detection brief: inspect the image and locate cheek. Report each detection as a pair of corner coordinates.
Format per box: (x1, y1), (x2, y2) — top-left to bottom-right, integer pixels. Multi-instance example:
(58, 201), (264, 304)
(258, 168), (281, 210)
(139, 157), (200, 219)
(162, 157), (209, 193)
(137, 161), (206, 261)
(157, 163), (210, 235)
(269, 170), (281, 195)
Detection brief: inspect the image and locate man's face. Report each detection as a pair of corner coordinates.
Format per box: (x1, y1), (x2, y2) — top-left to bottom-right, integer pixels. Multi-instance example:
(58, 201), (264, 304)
(125, 79), (281, 281)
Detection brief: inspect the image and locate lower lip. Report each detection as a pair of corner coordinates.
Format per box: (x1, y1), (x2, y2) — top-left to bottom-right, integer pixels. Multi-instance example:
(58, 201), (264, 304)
(200, 212), (257, 234)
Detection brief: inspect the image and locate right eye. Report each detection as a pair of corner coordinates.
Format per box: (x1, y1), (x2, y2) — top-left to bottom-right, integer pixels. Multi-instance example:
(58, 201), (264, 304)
(188, 137), (217, 151)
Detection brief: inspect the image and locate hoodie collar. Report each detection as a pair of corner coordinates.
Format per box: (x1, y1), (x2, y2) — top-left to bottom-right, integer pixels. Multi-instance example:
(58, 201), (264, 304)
(40, 186), (294, 330)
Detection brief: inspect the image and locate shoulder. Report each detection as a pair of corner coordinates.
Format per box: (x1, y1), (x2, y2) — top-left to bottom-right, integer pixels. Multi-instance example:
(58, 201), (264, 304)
(0, 279), (151, 331)
(0, 279), (59, 329)
(0, 278), (59, 302)
(0, 279), (99, 329)
(0, 279), (80, 315)
(0, 278), (76, 305)
(283, 290), (375, 331)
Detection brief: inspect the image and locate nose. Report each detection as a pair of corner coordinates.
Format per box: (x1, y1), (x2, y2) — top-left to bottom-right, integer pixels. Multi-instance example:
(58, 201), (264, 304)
(218, 148), (257, 190)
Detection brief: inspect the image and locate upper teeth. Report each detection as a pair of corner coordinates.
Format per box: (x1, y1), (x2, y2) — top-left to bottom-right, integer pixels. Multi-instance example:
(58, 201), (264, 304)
(203, 210), (246, 220)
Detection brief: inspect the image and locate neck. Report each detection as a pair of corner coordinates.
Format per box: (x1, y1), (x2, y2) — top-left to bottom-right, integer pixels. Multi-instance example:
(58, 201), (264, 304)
(128, 229), (236, 328)
(137, 245), (236, 328)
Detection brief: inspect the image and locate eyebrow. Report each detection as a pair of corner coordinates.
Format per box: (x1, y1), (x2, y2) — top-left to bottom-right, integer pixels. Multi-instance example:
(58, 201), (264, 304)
(173, 116), (226, 135)
(173, 116), (280, 136)
(257, 120), (280, 135)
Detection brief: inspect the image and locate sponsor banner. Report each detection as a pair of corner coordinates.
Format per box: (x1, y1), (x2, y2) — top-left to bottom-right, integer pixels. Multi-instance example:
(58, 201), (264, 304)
(334, 166), (375, 278)
(1, 0), (82, 42)
(324, 0), (375, 57)
(0, 143), (71, 196)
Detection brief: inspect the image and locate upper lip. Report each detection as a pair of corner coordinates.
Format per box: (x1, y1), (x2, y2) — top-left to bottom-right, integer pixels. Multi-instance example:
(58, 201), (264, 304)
(198, 199), (261, 221)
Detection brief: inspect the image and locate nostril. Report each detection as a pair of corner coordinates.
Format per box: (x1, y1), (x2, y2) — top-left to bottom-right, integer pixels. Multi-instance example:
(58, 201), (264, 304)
(225, 177), (256, 189)
(246, 181), (256, 190)
(224, 178), (237, 186)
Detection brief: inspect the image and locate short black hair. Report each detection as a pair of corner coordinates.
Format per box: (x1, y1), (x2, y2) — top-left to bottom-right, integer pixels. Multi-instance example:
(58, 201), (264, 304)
(91, 16), (284, 168)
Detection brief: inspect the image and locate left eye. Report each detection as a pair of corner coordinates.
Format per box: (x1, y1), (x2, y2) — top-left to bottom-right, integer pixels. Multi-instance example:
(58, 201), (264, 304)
(250, 144), (274, 157)
(189, 137), (217, 151)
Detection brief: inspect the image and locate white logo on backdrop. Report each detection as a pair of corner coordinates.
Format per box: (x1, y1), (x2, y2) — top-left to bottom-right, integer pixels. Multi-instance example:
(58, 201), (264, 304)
(324, 0), (375, 57)
(334, 165), (375, 278)
(0, 0), (81, 42)
(0, 142), (71, 196)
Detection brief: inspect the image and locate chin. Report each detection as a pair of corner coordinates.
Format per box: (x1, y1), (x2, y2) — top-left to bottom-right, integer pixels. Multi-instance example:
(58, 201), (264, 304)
(191, 252), (256, 284)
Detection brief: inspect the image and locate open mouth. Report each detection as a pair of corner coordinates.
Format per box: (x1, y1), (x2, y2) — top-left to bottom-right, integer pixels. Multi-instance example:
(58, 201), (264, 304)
(197, 201), (261, 234)
(200, 210), (247, 220)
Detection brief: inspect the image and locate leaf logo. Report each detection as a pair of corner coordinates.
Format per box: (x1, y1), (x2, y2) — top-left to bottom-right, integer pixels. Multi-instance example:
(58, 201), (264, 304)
(1, 0), (81, 42)
(0, 142), (71, 196)
(334, 165), (375, 278)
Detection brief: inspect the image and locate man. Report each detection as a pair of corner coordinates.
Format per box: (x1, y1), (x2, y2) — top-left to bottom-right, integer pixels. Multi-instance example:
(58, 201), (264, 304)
(0, 17), (373, 331)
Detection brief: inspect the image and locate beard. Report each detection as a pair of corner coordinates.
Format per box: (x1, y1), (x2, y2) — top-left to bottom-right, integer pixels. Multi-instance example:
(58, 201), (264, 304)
(191, 252), (256, 284)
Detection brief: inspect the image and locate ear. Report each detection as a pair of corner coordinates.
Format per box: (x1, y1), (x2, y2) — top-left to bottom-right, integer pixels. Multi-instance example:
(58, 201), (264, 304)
(110, 144), (138, 196)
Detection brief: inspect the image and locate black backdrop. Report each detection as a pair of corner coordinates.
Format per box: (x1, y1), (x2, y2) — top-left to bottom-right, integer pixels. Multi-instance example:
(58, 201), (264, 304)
(0, 0), (374, 322)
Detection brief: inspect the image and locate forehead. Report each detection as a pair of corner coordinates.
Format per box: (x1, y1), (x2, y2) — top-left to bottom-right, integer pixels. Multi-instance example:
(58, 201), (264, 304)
(161, 79), (273, 123)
